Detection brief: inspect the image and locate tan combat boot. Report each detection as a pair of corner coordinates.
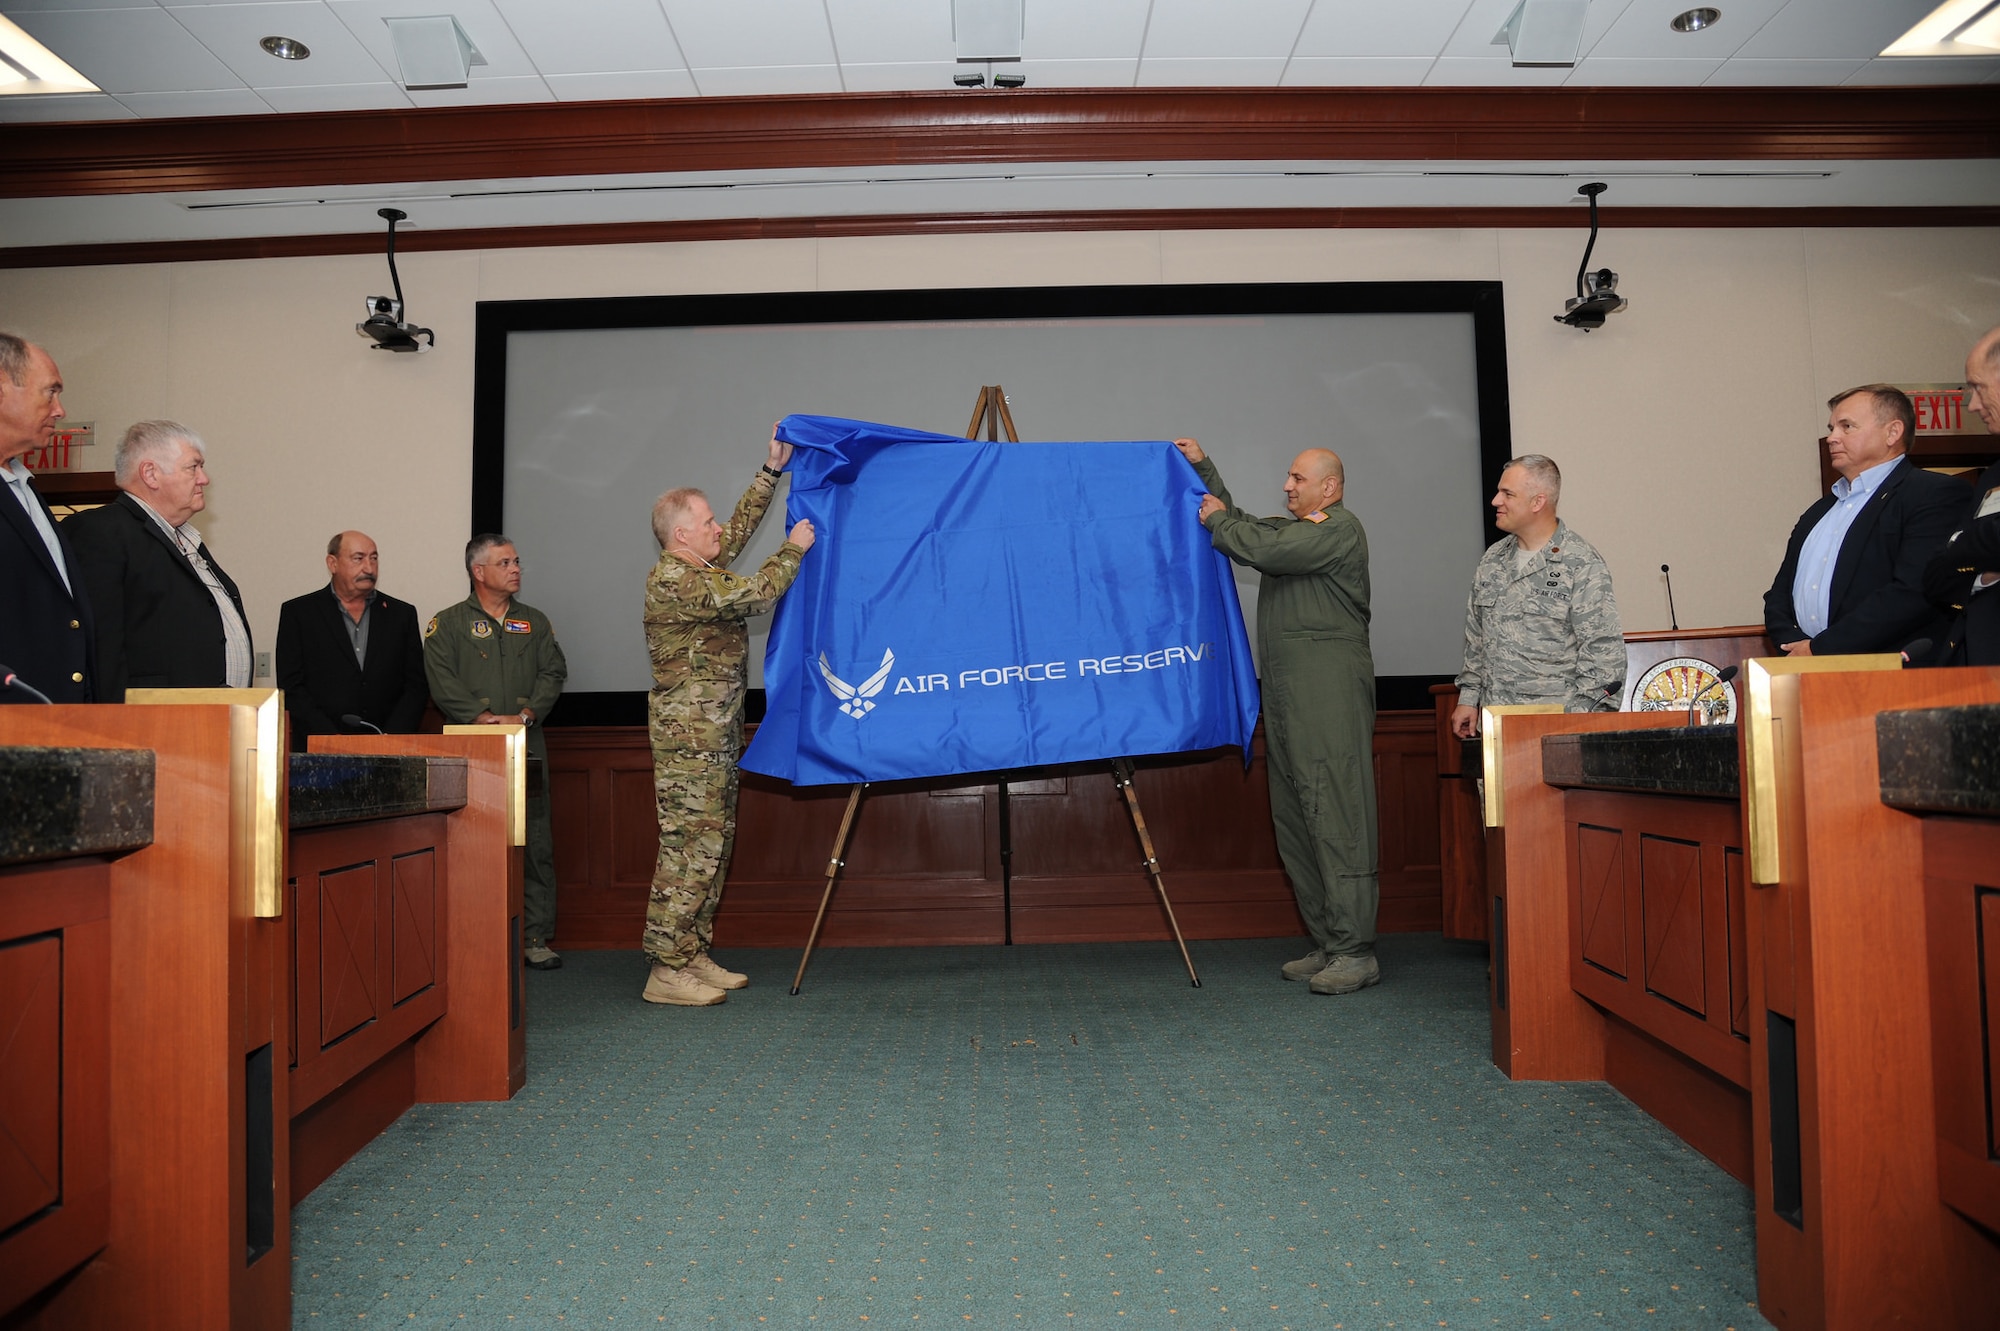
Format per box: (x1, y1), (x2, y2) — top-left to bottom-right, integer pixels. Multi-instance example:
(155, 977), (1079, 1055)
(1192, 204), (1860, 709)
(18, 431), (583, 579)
(643, 964), (726, 1006)
(686, 953), (749, 990)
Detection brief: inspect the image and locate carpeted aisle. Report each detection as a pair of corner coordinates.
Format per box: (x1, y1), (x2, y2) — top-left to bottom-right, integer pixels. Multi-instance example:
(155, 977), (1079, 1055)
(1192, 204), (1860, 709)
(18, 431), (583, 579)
(291, 934), (1770, 1328)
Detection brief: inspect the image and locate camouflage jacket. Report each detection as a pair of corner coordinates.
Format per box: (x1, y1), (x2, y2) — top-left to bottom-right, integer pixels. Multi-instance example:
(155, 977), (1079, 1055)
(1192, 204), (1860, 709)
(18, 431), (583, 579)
(644, 467), (805, 751)
(1454, 519), (1624, 712)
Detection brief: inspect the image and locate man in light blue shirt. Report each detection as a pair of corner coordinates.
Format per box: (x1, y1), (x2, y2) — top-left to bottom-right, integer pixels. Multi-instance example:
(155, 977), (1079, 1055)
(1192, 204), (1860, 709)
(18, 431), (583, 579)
(1763, 384), (1969, 658)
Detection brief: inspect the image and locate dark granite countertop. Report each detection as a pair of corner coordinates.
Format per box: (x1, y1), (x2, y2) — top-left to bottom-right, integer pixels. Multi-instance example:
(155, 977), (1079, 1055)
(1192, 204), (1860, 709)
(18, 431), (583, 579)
(1878, 704), (2000, 817)
(1542, 725), (1739, 799)
(289, 754), (469, 828)
(0, 746), (155, 866)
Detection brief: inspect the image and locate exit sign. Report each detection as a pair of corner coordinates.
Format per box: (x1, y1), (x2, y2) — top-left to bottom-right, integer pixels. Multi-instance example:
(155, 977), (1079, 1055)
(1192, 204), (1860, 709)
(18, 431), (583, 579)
(23, 423), (94, 470)
(1896, 385), (1988, 437)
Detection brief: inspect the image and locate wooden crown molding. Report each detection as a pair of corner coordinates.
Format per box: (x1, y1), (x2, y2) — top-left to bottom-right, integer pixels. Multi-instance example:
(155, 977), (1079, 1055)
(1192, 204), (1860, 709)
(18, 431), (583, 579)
(6, 205), (1997, 271)
(4, 86), (1997, 200)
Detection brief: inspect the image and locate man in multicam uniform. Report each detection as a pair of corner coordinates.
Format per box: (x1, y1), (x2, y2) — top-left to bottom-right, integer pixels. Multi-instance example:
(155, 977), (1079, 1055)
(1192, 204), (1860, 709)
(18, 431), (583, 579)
(639, 429), (816, 1007)
(1449, 454), (1624, 740)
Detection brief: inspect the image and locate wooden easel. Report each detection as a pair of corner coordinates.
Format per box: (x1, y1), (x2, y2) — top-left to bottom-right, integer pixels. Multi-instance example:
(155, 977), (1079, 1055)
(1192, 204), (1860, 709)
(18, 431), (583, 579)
(789, 387), (1202, 994)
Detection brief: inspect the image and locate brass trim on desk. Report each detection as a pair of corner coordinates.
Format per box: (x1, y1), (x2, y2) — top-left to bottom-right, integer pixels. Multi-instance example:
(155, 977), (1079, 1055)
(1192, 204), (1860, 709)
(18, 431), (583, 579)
(127, 687), (286, 918)
(1740, 655), (1898, 886)
(444, 723), (527, 846)
(1479, 704), (1563, 828)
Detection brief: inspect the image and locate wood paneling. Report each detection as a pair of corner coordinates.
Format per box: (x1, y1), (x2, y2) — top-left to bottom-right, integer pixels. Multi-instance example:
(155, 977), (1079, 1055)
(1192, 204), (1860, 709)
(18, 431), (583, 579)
(547, 713), (1442, 952)
(1920, 815), (2000, 1253)
(0, 862), (110, 1321)
(1604, 1019), (1752, 1186)
(289, 1043), (416, 1204)
(312, 735), (526, 1105)
(1640, 835), (1705, 1017)
(6, 88), (1994, 200)
(1576, 824), (1627, 979)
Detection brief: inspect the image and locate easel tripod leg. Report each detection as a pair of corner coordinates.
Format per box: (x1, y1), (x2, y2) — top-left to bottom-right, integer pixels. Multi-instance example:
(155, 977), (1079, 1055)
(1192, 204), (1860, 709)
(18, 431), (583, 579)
(791, 782), (866, 995)
(1111, 760), (1201, 987)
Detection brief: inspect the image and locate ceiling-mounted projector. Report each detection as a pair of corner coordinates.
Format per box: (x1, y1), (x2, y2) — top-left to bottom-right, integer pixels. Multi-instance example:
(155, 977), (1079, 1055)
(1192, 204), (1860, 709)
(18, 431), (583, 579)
(1555, 183), (1629, 331)
(355, 208), (434, 353)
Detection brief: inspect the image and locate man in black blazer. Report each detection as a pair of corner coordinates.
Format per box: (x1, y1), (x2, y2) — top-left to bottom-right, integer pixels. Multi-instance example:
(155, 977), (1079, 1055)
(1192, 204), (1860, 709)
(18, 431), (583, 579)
(1927, 327), (2000, 666)
(65, 420), (253, 702)
(0, 333), (94, 703)
(275, 530), (428, 750)
(1764, 383), (1969, 658)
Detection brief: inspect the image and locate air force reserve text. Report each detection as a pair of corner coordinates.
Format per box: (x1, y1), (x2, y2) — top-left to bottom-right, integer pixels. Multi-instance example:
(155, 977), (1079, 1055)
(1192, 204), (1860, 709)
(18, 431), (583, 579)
(883, 642), (1217, 695)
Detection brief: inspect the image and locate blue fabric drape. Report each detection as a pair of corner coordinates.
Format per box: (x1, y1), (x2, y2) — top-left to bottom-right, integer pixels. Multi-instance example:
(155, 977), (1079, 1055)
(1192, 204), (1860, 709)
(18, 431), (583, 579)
(742, 414), (1261, 786)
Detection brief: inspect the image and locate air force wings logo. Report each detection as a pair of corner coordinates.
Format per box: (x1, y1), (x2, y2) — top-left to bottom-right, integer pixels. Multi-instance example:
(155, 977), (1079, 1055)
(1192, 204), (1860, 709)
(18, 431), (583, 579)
(819, 648), (895, 719)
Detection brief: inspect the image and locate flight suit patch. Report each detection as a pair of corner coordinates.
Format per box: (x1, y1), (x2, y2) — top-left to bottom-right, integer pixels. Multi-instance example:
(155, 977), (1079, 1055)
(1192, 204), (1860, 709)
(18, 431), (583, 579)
(1302, 511), (1327, 524)
(424, 616), (438, 639)
(503, 618), (532, 634)
(471, 620), (493, 639)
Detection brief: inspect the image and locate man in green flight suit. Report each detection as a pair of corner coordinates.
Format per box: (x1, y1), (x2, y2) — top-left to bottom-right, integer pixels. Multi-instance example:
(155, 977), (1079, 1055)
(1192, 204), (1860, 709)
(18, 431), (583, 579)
(425, 534), (569, 970)
(1176, 437), (1382, 995)
(639, 429), (815, 1007)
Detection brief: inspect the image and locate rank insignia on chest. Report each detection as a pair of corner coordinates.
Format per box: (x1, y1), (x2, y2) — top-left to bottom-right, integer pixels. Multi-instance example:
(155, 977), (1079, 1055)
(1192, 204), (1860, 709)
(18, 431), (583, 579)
(471, 620), (493, 639)
(503, 618), (532, 634)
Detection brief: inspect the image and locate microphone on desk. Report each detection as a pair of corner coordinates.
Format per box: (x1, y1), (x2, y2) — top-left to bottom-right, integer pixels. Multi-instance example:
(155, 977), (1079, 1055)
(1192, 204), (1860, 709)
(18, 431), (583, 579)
(1661, 564), (1679, 632)
(0, 664), (54, 704)
(1686, 664), (1740, 727)
(1897, 638), (1932, 668)
(340, 713), (386, 734)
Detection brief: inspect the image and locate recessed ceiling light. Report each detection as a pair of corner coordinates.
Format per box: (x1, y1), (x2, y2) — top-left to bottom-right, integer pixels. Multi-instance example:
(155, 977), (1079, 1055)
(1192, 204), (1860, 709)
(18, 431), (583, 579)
(1669, 8), (1721, 33)
(1883, 0), (2000, 55)
(260, 35), (311, 61)
(0, 13), (100, 95)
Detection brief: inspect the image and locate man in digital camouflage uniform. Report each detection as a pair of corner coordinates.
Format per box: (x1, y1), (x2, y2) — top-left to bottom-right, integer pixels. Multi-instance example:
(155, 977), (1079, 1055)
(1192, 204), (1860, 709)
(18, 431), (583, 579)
(1177, 437), (1383, 997)
(1449, 454), (1624, 740)
(424, 534), (569, 969)
(639, 430), (815, 1007)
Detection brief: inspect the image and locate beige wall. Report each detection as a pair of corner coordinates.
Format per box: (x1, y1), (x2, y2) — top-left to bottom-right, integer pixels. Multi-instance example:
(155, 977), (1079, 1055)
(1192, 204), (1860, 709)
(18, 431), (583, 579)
(5, 224), (1996, 678)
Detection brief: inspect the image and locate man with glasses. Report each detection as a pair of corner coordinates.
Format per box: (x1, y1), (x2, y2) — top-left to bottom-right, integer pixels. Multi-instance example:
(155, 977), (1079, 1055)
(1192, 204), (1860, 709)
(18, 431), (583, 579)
(66, 419), (251, 702)
(425, 535), (570, 970)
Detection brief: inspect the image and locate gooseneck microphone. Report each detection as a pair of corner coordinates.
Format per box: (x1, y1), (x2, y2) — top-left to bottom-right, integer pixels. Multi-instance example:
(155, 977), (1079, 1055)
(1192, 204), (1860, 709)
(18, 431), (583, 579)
(1661, 564), (1679, 632)
(1898, 638), (1932, 667)
(0, 664), (54, 704)
(1686, 663), (1740, 727)
(340, 713), (386, 734)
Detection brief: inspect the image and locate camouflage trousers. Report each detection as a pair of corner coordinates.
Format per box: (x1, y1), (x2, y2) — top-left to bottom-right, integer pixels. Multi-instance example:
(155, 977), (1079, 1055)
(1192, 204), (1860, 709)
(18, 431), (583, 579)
(641, 744), (741, 968)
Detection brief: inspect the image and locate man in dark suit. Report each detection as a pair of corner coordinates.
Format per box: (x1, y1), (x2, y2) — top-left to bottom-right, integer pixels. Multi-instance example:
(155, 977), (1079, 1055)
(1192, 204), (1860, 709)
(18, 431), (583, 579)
(1927, 326), (2000, 666)
(1764, 383), (1969, 658)
(64, 420), (253, 702)
(275, 530), (428, 750)
(0, 333), (94, 703)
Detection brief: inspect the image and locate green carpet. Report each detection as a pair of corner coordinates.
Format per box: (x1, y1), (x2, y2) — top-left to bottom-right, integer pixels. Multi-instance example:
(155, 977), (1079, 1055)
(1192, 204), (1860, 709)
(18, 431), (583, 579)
(291, 934), (1770, 1328)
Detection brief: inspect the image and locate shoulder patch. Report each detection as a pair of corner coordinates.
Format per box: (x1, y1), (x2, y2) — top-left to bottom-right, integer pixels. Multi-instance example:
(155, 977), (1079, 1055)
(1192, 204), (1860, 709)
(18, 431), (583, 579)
(471, 619), (493, 639)
(424, 616), (438, 639)
(1302, 511), (1328, 524)
(503, 618), (532, 634)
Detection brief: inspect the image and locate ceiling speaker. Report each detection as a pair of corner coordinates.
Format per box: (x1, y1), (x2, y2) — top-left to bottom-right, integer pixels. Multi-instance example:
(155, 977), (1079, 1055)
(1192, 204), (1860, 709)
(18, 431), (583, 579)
(384, 15), (487, 90)
(1494, 0), (1589, 66)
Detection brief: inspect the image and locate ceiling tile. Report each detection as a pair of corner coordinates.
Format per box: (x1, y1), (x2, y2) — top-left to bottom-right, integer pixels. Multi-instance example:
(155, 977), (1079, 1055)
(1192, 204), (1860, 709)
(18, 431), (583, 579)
(1588, 0), (1788, 60)
(1281, 56), (1435, 85)
(256, 79), (413, 110)
(1016, 57), (1137, 87)
(1844, 55), (2000, 84)
(1293, 0), (1475, 59)
(492, 0), (685, 76)
(1565, 56), (1724, 84)
(1425, 54), (1572, 85)
(688, 64), (843, 96)
(0, 92), (137, 120)
(838, 61), (961, 92)
(403, 72), (552, 106)
(1135, 56), (1287, 86)
(329, 0), (539, 78)
(661, 0), (835, 69)
(543, 69), (699, 99)
(1441, 0), (1632, 58)
(1738, 0), (1937, 61)
(1, 0), (160, 10)
(1024, 0), (1149, 60)
(114, 86), (276, 114)
(168, 3), (395, 87)
(1141, 0), (1312, 60)
(1701, 57), (1867, 85)
(826, 0), (951, 66)
(11, 7), (244, 93)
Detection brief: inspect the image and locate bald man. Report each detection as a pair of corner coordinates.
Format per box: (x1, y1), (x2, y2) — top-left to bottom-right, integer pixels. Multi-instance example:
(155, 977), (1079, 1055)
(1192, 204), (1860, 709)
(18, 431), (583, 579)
(275, 530), (429, 750)
(1928, 326), (2000, 665)
(1178, 438), (1382, 996)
